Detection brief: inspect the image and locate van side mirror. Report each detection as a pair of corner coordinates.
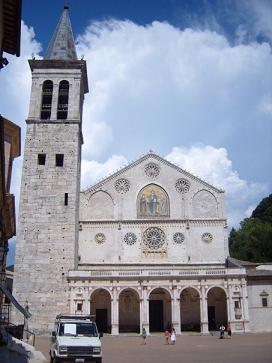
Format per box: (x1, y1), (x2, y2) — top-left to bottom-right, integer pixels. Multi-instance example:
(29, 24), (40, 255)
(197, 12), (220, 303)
(99, 331), (103, 338)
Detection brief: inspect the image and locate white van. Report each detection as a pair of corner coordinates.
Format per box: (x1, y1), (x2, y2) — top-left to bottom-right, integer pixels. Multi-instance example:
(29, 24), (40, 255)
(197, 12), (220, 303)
(50, 314), (102, 363)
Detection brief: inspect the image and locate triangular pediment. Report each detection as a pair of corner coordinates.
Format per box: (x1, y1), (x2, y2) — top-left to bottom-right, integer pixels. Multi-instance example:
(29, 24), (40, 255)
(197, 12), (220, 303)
(82, 151), (224, 195)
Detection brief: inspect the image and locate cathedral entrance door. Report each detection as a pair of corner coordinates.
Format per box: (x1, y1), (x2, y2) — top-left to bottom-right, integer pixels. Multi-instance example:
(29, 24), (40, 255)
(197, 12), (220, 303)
(208, 306), (216, 330)
(149, 300), (164, 331)
(96, 309), (108, 333)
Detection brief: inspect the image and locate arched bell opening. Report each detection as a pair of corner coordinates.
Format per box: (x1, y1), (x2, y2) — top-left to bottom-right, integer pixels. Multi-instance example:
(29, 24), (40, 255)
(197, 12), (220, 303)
(40, 80), (53, 120)
(57, 80), (69, 119)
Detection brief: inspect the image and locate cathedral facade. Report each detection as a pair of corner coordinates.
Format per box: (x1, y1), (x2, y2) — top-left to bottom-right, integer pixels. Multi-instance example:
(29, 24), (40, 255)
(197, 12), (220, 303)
(12, 7), (272, 334)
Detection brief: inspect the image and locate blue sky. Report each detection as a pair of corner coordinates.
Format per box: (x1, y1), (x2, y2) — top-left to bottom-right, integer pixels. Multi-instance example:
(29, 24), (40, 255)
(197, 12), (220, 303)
(2, 0), (272, 265)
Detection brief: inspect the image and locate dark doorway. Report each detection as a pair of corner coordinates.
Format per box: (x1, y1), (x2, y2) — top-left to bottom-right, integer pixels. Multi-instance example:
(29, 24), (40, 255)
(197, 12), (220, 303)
(149, 300), (164, 331)
(96, 309), (108, 333)
(208, 306), (216, 330)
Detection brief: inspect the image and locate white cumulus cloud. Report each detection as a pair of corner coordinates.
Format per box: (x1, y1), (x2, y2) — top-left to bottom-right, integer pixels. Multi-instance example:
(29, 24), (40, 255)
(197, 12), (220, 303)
(81, 154), (128, 190)
(166, 145), (268, 227)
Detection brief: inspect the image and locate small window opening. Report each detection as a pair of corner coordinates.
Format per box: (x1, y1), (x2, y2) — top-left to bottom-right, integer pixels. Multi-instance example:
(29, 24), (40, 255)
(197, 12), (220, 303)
(64, 193), (68, 206)
(41, 80), (53, 120)
(234, 300), (240, 309)
(57, 80), (69, 119)
(262, 298), (268, 307)
(76, 303), (83, 312)
(56, 154), (64, 167)
(38, 153), (46, 165)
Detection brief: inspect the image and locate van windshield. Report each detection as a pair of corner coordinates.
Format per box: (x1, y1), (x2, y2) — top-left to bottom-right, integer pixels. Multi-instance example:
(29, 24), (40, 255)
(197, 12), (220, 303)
(59, 322), (98, 337)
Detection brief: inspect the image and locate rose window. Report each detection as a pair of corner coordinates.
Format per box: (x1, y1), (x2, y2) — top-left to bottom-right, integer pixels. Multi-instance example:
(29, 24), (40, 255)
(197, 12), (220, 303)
(124, 232), (137, 245)
(175, 178), (190, 193)
(115, 178), (130, 194)
(145, 163), (160, 178)
(95, 233), (106, 244)
(143, 227), (165, 249)
(202, 232), (213, 243)
(173, 232), (185, 244)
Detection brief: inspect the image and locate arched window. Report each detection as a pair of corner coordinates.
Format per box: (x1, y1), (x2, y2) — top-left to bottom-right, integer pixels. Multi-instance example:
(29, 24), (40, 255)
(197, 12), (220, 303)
(137, 184), (170, 218)
(40, 80), (53, 120)
(57, 80), (69, 119)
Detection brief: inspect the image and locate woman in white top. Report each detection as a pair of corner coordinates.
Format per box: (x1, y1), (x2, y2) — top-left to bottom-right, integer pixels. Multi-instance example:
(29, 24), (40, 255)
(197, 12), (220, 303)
(170, 328), (176, 344)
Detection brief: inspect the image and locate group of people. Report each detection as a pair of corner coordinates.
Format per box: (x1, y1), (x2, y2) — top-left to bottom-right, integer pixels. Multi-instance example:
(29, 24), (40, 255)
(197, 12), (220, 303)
(141, 322), (232, 344)
(219, 322), (232, 339)
(164, 328), (176, 344)
(141, 327), (176, 345)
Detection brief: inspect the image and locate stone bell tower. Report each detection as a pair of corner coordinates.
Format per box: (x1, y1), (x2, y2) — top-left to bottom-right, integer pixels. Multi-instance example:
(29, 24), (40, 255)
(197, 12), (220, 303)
(12, 6), (88, 332)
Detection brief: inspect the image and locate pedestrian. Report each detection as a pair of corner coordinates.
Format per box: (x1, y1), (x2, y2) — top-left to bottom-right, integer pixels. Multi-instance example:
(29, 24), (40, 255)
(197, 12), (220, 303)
(219, 324), (225, 339)
(141, 327), (147, 344)
(164, 330), (170, 344)
(170, 328), (176, 344)
(227, 322), (232, 338)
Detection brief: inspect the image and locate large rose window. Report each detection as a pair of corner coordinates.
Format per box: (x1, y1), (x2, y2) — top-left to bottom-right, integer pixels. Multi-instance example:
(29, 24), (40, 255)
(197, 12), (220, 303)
(143, 227), (165, 249)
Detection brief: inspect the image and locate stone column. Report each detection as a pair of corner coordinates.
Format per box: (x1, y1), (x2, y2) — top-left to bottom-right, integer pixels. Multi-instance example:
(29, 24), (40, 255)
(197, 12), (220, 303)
(111, 287), (119, 335)
(142, 286), (150, 334)
(200, 285), (209, 334)
(171, 286), (181, 334)
(50, 82), (59, 120)
(241, 279), (250, 332)
(227, 283), (235, 324)
(69, 288), (75, 314)
(82, 288), (89, 315)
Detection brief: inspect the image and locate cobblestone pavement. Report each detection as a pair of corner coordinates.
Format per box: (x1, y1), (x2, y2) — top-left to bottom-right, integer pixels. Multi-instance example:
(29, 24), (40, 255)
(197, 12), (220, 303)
(35, 333), (272, 363)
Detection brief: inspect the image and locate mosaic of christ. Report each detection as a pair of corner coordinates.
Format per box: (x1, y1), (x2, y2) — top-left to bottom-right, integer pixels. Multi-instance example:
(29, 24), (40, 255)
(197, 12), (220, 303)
(138, 184), (169, 217)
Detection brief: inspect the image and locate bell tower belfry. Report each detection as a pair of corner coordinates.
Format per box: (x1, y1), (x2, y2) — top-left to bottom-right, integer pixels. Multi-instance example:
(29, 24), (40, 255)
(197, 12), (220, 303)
(13, 6), (88, 332)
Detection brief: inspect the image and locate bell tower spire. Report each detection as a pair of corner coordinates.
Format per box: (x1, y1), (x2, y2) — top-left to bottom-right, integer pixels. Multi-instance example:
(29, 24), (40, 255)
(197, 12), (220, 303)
(45, 6), (77, 60)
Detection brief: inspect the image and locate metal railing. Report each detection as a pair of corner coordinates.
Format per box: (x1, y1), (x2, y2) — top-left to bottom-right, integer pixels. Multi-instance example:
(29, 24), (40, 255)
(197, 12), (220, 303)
(3, 321), (36, 346)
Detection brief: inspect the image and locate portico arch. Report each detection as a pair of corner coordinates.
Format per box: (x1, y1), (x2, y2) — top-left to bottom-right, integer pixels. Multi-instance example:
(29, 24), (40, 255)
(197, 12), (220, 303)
(180, 287), (201, 332)
(149, 288), (172, 332)
(207, 286), (228, 330)
(119, 288), (140, 333)
(90, 288), (111, 333)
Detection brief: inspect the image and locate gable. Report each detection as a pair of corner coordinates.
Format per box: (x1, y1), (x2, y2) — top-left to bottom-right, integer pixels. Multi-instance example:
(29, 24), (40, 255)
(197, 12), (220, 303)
(79, 153), (225, 221)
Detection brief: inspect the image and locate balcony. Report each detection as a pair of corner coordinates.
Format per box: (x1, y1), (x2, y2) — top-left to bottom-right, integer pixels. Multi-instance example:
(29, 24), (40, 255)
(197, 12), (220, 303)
(68, 267), (245, 280)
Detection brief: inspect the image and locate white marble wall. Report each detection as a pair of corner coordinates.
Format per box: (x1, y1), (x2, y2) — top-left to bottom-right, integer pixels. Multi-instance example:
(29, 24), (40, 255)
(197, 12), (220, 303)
(247, 280), (272, 332)
(79, 155), (228, 265)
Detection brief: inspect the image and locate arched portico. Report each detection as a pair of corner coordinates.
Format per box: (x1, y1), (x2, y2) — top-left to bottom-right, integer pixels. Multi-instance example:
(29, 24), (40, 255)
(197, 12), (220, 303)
(180, 287), (201, 332)
(119, 288), (140, 333)
(207, 287), (228, 330)
(90, 288), (112, 333)
(149, 288), (172, 332)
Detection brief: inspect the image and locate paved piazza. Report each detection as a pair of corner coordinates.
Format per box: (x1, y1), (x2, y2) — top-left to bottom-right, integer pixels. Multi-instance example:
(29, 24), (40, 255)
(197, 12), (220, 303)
(35, 333), (272, 363)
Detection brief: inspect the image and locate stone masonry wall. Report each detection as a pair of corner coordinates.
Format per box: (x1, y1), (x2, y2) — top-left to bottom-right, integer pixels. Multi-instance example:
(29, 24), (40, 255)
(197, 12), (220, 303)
(12, 122), (81, 333)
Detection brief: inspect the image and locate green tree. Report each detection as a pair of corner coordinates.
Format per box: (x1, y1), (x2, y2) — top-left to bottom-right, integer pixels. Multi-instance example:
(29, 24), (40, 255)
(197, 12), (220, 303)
(229, 194), (272, 262)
